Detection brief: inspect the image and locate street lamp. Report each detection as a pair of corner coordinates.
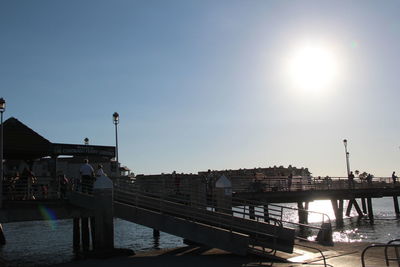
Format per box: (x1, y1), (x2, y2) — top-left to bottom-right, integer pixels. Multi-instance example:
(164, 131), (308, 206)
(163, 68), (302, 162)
(84, 137), (89, 160)
(343, 139), (350, 176)
(113, 112), (119, 164)
(0, 98), (6, 208)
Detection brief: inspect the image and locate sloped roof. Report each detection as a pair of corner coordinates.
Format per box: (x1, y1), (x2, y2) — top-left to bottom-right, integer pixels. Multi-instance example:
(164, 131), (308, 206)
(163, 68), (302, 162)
(2, 117), (52, 159)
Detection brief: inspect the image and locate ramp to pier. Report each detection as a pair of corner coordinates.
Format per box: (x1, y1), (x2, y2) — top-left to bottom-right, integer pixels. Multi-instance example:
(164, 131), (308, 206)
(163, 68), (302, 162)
(112, 180), (296, 256)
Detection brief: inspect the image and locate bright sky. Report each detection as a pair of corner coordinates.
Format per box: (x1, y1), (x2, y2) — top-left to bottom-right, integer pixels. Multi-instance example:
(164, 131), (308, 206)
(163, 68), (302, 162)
(1, 1), (400, 177)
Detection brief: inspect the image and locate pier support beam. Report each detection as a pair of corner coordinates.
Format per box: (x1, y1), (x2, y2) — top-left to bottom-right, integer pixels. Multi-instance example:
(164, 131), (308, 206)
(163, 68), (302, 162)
(73, 217), (81, 251)
(361, 198), (367, 214)
(153, 229), (160, 238)
(393, 196), (400, 216)
(331, 199), (344, 227)
(304, 202), (309, 224)
(367, 197), (374, 223)
(345, 199), (353, 217)
(90, 217), (96, 249)
(0, 224), (6, 245)
(353, 199), (364, 217)
(297, 202), (309, 224)
(345, 199), (364, 217)
(93, 174), (114, 252)
(81, 217), (90, 251)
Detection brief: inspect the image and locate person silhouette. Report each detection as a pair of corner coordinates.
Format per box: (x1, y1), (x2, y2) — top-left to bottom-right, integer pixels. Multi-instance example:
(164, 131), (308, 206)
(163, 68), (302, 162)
(392, 171), (397, 185)
(80, 159), (94, 193)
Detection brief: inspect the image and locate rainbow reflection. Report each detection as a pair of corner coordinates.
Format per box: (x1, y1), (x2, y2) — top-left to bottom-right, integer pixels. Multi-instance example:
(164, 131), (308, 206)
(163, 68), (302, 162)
(38, 205), (58, 230)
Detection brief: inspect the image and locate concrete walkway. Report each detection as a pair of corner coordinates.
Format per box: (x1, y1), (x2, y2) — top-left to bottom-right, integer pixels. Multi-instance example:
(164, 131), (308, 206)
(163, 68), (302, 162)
(52, 242), (398, 267)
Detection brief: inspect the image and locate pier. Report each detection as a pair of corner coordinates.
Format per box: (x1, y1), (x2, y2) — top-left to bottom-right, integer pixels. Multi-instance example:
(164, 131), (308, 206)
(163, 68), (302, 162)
(0, 171), (398, 261)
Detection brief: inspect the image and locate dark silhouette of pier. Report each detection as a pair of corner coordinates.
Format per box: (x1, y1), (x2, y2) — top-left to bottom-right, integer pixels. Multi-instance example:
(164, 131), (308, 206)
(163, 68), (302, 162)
(0, 173), (398, 261)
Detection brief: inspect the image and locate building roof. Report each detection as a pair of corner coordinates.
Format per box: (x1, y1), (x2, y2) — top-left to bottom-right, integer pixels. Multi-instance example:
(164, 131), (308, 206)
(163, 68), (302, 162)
(2, 117), (52, 160)
(1, 117), (116, 160)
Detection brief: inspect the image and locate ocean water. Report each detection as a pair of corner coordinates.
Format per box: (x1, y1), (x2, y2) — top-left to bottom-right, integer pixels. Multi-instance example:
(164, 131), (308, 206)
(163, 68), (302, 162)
(0, 197), (399, 266)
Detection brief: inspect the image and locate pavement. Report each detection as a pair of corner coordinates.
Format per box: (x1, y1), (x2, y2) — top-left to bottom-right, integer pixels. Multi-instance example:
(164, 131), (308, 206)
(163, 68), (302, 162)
(51, 241), (398, 267)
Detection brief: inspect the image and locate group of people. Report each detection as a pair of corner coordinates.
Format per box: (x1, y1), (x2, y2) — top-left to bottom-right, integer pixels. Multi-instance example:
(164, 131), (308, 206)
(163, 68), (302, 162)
(58, 159), (108, 197)
(5, 167), (44, 200)
(2, 159), (107, 199)
(78, 159), (106, 193)
(347, 171), (398, 189)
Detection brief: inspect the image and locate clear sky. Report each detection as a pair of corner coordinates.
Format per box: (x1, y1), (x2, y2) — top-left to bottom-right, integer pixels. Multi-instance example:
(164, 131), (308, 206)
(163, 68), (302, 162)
(1, 0), (399, 176)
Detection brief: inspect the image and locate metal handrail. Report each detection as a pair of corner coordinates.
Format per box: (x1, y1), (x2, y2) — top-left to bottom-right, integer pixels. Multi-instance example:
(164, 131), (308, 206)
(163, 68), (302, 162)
(295, 241), (329, 267)
(2, 180), (63, 200)
(114, 178), (331, 245)
(114, 184), (285, 242)
(361, 242), (400, 267)
(385, 239), (400, 267)
(115, 176), (331, 223)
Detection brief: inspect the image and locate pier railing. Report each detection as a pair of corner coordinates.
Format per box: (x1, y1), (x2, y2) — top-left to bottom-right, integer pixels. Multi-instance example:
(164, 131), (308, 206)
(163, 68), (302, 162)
(113, 175), (332, 244)
(229, 176), (398, 193)
(2, 175), (66, 200)
(1, 173), (397, 202)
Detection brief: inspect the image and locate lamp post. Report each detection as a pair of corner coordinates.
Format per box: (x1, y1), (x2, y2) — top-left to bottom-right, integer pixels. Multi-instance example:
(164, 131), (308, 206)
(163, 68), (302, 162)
(84, 137), (89, 160)
(343, 139), (350, 176)
(113, 112), (119, 164)
(0, 98), (6, 208)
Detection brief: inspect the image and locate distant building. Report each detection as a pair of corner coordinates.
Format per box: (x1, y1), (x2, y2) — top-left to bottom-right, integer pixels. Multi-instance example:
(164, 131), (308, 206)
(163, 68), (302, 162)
(198, 166), (312, 192)
(2, 117), (130, 187)
(198, 165), (311, 178)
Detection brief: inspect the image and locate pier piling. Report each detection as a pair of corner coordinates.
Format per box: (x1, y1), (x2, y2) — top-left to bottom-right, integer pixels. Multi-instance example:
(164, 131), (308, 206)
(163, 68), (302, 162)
(367, 198), (374, 222)
(353, 199), (364, 217)
(90, 217), (96, 249)
(331, 199), (344, 227)
(345, 199), (353, 217)
(73, 217), (80, 250)
(93, 174), (114, 252)
(345, 199), (363, 217)
(297, 202), (309, 224)
(81, 217), (90, 251)
(393, 196), (400, 215)
(0, 224), (6, 245)
(153, 229), (160, 237)
(361, 198), (367, 214)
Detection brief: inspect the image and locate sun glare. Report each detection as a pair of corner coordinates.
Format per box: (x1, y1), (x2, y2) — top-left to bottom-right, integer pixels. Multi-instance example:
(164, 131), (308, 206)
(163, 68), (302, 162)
(286, 42), (339, 95)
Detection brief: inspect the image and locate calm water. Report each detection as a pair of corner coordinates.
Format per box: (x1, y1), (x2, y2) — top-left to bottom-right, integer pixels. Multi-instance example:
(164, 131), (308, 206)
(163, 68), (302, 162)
(0, 197), (399, 266)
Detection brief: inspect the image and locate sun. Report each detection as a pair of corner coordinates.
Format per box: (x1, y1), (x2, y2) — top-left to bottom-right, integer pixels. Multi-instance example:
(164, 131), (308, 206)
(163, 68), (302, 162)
(286, 42), (339, 94)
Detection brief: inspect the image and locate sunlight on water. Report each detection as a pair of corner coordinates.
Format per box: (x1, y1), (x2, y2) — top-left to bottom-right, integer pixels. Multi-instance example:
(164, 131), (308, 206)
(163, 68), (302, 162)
(307, 200), (336, 223)
(332, 229), (362, 242)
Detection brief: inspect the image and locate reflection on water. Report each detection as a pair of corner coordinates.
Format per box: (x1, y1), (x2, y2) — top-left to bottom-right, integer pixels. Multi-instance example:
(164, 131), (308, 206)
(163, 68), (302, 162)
(152, 229), (160, 249)
(0, 197), (398, 266)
